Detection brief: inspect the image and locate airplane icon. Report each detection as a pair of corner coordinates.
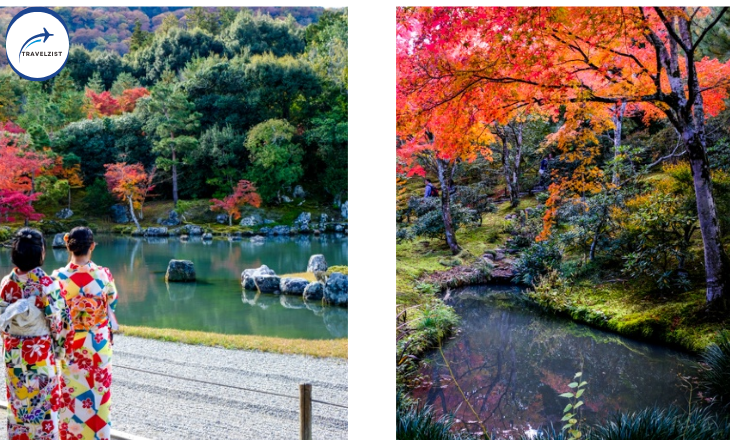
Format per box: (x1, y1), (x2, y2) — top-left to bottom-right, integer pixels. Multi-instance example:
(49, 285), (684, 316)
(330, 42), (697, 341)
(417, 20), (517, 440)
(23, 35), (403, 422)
(19, 28), (54, 61)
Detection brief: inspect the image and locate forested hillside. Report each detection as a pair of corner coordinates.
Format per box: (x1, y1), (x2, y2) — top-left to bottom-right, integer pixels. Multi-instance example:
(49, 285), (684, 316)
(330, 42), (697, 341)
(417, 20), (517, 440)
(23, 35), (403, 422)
(0, 7), (326, 61)
(0, 7), (347, 224)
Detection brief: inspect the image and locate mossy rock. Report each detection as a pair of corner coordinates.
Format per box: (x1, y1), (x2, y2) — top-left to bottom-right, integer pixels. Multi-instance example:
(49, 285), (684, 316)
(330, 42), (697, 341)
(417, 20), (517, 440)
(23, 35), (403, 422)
(438, 257), (463, 267)
(327, 265), (348, 276)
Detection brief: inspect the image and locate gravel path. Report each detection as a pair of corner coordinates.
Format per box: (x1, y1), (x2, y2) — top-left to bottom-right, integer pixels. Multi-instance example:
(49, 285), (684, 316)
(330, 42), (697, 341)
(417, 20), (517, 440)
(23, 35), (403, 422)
(0, 335), (348, 439)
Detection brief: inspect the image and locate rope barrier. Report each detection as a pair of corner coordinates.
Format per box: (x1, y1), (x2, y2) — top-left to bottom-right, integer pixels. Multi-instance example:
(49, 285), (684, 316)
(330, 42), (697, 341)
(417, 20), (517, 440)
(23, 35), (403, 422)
(115, 364), (348, 409)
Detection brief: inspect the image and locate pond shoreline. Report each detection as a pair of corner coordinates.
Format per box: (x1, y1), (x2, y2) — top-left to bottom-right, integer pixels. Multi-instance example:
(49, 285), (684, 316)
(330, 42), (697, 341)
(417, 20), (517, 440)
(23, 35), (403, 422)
(449, 280), (705, 355)
(118, 325), (348, 359)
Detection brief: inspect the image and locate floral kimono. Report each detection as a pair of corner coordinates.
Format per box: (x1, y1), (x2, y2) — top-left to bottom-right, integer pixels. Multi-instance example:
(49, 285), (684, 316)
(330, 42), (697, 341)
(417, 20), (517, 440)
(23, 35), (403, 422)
(51, 262), (117, 440)
(0, 267), (74, 440)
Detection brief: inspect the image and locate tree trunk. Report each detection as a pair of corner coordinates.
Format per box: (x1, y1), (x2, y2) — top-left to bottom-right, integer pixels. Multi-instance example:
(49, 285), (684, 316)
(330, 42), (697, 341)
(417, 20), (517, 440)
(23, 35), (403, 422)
(686, 131), (729, 308)
(127, 195), (141, 231)
(510, 122), (523, 207)
(229, 214), (233, 227)
(611, 102), (626, 186)
(437, 158), (460, 255)
(647, 13), (729, 308)
(171, 144), (179, 208)
(589, 206), (608, 261)
(68, 186), (72, 210)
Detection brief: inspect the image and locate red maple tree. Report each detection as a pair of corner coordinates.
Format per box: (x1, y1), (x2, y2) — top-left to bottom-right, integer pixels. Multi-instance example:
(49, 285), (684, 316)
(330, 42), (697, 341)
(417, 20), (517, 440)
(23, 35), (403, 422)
(397, 6), (730, 305)
(210, 180), (262, 226)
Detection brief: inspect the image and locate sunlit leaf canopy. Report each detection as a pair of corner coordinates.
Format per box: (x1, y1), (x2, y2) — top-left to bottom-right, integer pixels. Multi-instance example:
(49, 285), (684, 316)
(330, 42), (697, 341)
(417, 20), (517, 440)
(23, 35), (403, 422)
(396, 7), (730, 174)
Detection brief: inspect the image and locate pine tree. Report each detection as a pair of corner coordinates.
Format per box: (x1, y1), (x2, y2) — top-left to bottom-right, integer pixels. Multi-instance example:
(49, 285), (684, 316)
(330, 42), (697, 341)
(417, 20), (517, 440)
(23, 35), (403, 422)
(129, 20), (149, 52)
(141, 71), (200, 207)
(85, 71), (104, 93)
(160, 14), (179, 34)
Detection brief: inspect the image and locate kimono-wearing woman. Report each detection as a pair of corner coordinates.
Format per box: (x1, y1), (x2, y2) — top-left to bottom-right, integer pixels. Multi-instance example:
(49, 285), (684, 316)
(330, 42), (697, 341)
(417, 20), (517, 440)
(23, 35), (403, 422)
(0, 228), (74, 440)
(52, 227), (117, 440)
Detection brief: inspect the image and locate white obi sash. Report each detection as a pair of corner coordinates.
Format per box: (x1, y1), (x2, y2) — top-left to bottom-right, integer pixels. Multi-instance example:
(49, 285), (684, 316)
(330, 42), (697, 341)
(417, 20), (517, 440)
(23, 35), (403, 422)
(0, 298), (50, 337)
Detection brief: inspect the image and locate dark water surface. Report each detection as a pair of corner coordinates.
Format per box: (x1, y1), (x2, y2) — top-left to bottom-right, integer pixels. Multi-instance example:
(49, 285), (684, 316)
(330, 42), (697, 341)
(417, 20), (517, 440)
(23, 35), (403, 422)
(0, 234), (348, 339)
(411, 285), (695, 439)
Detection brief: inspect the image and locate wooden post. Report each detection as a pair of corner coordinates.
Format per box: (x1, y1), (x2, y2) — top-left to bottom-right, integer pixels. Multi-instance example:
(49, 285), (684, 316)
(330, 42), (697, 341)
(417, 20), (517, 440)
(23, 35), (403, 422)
(300, 383), (312, 440)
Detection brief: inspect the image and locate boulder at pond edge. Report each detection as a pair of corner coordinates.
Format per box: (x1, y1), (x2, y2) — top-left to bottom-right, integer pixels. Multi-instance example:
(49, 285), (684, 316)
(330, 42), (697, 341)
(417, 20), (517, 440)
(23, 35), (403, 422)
(241, 265), (276, 290)
(280, 277), (310, 295)
(255, 275), (281, 293)
(52, 233), (67, 249)
(303, 282), (324, 301)
(324, 272), (348, 306)
(166, 260), (196, 282)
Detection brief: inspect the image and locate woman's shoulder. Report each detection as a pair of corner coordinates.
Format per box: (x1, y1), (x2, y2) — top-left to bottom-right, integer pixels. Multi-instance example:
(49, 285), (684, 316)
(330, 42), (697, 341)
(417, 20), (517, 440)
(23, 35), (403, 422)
(90, 262), (114, 283)
(51, 264), (71, 281)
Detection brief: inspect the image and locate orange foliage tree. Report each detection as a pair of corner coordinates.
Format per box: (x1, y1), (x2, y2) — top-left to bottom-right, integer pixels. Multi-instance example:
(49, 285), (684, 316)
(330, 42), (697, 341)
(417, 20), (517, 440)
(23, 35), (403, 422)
(86, 87), (150, 118)
(397, 6), (730, 306)
(210, 180), (262, 226)
(104, 162), (155, 231)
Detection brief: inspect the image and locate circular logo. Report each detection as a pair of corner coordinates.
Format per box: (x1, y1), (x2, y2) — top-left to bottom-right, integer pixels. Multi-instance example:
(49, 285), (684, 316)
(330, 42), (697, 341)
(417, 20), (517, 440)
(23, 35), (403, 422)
(5, 7), (70, 81)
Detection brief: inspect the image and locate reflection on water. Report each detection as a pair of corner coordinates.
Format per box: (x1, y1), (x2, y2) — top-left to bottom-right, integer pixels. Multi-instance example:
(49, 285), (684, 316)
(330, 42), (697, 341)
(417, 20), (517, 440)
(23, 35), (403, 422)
(0, 234), (348, 339)
(411, 285), (694, 439)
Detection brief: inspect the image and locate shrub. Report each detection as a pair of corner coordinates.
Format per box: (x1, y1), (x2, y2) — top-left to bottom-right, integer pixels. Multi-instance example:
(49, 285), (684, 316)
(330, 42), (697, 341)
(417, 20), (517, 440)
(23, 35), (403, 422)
(698, 330), (730, 411)
(396, 390), (473, 440)
(397, 301), (459, 382)
(326, 265), (348, 276)
(397, 197), (479, 242)
(0, 226), (11, 242)
(590, 406), (730, 440)
(83, 178), (116, 216)
(513, 240), (563, 285)
(521, 407), (730, 440)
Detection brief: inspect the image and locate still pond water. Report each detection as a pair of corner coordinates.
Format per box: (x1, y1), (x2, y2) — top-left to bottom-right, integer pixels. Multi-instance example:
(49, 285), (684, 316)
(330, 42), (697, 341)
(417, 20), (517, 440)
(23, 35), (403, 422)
(0, 234), (348, 339)
(411, 285), (695, 439)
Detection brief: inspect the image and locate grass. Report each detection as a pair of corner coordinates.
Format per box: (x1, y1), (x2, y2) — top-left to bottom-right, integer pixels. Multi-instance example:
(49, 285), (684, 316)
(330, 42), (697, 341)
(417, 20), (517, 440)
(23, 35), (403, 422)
(118, 325), (347, 359)
(280, 272), (317, 282)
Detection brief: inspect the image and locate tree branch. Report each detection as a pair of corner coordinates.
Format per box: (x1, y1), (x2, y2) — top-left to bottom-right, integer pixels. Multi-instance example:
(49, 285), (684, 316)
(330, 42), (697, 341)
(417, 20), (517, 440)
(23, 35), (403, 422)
(654, 7), (692, 54)
(693, 7), (728, 50)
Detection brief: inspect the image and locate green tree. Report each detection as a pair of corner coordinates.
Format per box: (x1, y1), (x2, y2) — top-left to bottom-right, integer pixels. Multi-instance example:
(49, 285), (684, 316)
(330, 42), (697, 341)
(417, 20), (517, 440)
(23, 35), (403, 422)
(129, 20), (151, 52)
(307, 107), (347, 200)
(139, 72), (201, 207)
(195, 125), (248, 198)
(0, 72), (23, 122)
(159, 14), (179, 34)
(244, 119), (303, 203)
(110, 72), (141, 96)
(218, 7), (238, 31)
(123, 27), (226, 85)
(220, 10), (305, 57)
(91, 51), (122, 90)
(85, 71), (104, 93)
(304, 9), (348, 90)
(66, 45), (96, 90)
(50, 69), (85, 126)
(244, 54), (321, 122)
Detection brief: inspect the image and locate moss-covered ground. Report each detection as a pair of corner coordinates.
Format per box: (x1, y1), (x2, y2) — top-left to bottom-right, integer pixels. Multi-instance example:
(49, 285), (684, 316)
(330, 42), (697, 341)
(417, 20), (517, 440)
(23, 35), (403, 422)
(397, 192), (728, 357)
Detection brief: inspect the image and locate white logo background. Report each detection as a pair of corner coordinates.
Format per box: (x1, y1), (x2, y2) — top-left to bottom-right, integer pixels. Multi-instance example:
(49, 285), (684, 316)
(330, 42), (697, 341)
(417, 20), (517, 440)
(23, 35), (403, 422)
(6, 11), (69, 80)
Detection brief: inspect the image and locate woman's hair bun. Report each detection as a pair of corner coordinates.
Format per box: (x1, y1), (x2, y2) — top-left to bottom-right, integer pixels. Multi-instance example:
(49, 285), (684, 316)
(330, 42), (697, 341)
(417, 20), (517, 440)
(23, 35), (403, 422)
(67, 226), (94, 257)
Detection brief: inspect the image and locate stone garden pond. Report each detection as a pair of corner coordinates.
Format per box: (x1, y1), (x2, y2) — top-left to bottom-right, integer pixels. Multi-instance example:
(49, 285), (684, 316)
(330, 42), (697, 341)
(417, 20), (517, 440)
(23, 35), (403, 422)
(0, 233), (348, 339)
(410, 285), (696, 439)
